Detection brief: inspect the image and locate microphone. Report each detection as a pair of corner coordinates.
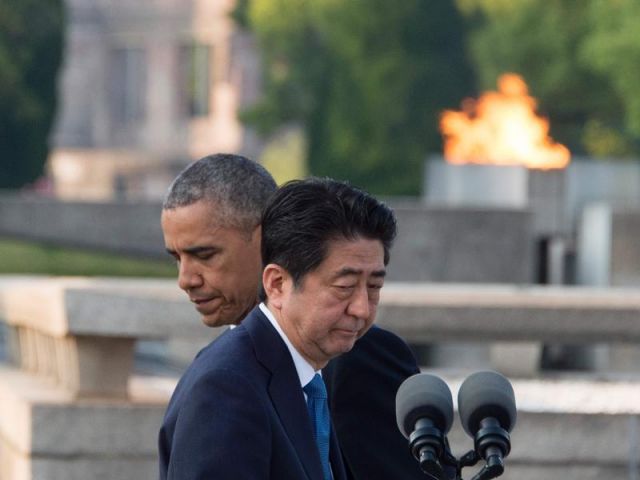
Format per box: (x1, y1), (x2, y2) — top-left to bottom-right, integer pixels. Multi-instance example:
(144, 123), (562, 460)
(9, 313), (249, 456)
(457, 371), (516, 477)
(396, 373), (454, 479)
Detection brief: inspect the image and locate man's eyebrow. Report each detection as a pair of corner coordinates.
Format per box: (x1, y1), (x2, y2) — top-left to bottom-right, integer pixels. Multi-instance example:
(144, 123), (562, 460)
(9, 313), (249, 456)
(166, 246), (218, 256)
(333, 267), (387, 279)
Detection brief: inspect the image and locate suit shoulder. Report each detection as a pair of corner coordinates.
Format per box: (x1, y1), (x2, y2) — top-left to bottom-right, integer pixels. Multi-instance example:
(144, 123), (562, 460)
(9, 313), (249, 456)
(326, 325), (420, 381)
(169, 327), (258, 398)
(358, 326), (416, 359)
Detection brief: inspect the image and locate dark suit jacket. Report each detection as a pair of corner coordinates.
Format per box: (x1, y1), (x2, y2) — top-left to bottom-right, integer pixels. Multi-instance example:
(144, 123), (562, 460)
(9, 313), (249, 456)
(158, 307), (347, 480)
(324, 325), (425, 480)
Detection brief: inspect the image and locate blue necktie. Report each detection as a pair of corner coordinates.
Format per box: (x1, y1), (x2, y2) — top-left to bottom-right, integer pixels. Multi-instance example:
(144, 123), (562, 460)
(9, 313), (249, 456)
(304, 373), (331, 480)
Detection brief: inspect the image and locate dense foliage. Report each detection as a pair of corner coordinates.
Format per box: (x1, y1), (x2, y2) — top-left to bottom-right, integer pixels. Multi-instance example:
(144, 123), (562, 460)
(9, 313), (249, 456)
(0, 0), (64, 188)
(4, 0), (640, 194)
(241, 0), (475, 195)
(459, 0), (638, 157)
(238, 0), (640, 195)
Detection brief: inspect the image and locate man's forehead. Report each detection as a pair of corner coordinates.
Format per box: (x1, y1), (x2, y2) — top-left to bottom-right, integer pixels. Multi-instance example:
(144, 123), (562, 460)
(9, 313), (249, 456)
(166, 201), (247, 232)
(162, 207), (251, 249)
(328, 267), (386, 281)
(321, 237), (386, 272)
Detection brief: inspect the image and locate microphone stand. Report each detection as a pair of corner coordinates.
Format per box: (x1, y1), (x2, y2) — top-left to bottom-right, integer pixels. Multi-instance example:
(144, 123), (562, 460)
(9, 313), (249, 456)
(424, 420), (510, 480)
(441, 448), (504, 480)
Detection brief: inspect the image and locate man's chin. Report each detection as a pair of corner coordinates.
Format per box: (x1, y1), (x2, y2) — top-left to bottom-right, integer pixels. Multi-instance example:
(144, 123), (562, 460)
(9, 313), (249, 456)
(200, 313), (229, 328)
(200, 309), (246, 328)
(198, 301), (257, 328)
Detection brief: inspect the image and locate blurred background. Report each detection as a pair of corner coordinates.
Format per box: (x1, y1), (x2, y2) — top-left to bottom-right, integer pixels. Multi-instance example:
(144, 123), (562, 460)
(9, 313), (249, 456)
(1, 0), (640, 479)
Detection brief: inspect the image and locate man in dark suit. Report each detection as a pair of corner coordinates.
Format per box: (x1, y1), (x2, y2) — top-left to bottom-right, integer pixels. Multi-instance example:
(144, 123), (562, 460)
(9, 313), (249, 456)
(158, 304), (348, 479)
(160, 176), (398, 479)
(159, 154), (427, 479)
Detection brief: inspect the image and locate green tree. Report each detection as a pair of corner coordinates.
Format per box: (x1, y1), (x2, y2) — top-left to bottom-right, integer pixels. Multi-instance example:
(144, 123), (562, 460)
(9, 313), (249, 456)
(457, 0), (632, 156)
(0, 0), (65, 189)
(241, 0), (475, 195)
(580, 0), (640, 147)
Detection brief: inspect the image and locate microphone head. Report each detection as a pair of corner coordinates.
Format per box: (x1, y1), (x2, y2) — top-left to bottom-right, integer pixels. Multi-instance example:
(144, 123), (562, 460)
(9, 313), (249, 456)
(457, 371), (517, 437)
(395, 373), (454, 439)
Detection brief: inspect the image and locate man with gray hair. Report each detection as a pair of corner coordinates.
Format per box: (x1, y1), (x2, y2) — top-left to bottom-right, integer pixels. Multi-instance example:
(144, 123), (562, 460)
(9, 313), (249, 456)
(160, 153), (276, 328)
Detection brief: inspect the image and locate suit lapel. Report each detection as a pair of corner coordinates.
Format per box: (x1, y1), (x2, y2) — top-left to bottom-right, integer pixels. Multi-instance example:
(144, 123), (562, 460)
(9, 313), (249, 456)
(245, 308), (325, 480)
(270, 365), (325, 480)
(329, 422), (348, 480)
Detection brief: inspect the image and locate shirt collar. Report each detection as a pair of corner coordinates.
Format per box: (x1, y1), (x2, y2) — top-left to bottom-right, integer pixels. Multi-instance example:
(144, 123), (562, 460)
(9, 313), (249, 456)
(259, 302), (317, 388)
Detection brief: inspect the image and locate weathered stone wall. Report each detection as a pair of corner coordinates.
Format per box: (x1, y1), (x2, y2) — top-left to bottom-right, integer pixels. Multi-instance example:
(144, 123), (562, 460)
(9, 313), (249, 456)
(387, 203), (534, 283)
(6, 195), (640, 287)
(49, 0), (263, 200)
(0, 194), (165, 257)
(0, 195), (536, 282)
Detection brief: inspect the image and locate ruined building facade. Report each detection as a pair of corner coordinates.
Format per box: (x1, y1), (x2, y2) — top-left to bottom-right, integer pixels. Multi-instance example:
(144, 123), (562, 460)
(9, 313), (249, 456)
(49, 0), (262, 200)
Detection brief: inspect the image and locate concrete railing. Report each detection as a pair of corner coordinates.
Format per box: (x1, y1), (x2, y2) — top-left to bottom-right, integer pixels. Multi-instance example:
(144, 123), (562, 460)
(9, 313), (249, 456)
(0, 277), (215, 479)
(377, 283), (640, 377)
(0, 194), (165, 258)
(2, 278), (640, 397)
(0, 277), (210, 398)
(377, 283), (640, 343)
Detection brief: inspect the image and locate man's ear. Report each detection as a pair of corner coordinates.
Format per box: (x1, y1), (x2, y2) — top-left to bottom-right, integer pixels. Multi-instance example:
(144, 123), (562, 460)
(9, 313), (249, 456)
(262, 263), (290, 310)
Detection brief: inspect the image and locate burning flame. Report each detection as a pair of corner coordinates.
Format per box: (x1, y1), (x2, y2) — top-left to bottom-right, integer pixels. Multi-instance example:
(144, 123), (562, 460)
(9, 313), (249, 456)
(440, 73), (570, 169)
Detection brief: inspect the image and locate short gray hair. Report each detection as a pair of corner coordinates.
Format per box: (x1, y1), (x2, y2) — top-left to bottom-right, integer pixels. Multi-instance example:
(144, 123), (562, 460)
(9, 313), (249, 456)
(163, 153), (277, 232)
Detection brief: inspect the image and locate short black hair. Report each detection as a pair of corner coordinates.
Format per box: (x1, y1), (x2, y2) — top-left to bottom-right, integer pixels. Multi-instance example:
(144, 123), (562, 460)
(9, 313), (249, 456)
(163, 153), (277, 232)
(261, 177), (397, 291)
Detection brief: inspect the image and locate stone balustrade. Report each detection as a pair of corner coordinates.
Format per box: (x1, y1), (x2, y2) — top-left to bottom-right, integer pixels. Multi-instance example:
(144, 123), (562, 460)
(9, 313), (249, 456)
(2, 278), (640, 397)
(376, 283), (640, 376)
(0, 277), (210, 398)
(377, 282), (640, 343)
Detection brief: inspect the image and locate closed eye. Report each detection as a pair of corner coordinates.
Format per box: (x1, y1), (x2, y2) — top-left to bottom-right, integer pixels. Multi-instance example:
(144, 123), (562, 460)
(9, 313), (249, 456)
(184, 246), (220, 261)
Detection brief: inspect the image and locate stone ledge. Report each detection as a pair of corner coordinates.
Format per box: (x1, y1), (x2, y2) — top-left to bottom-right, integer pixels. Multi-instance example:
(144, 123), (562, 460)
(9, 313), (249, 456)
(0, 365), (166, 479)
(144, 368), (640, 468)
(4, 278), (640, 394)
(0, 277), (217, 397)
(4, 279), (640, 344)
(378, 283), (640, 343)
(438, 371), (640, 470)
(483, 464), (629, 480)
(0, 365), (166, 456)
(1, 440), (158, 480)
(0, 277), (208, 338)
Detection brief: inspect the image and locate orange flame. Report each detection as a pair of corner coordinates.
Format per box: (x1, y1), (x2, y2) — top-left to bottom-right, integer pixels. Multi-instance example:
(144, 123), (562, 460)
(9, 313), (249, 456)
(440, 73), (570, 170)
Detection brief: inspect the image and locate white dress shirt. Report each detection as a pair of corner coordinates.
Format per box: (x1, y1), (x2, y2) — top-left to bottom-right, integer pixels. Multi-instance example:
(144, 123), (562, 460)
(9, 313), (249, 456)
(259, 302), (318, 394)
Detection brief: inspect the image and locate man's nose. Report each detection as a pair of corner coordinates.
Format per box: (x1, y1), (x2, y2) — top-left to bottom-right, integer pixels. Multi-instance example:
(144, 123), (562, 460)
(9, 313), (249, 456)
(177, 259), (203, 291)
(347, 286), (371, 320)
